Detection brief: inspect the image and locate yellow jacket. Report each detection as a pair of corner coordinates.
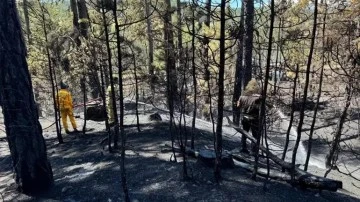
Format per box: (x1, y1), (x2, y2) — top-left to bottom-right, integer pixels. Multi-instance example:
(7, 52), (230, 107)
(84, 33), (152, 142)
(57, 89), (73, 110)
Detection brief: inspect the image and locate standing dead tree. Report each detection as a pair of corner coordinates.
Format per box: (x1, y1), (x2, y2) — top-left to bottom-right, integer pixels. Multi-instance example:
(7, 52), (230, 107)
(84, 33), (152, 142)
(145, 0), (155, 93)
(304, 1), (327, 171)
(253, 0), (275, 180)
(0, 0), (54, 194)
(325, 77), (353, 169)
(81, 75), (87, 134)
(214, 0), (226, 183)
(281, 64), (299, 161)
(23, 0), (31, 43)
(113, 1), (130, 201)
(291, 0), (318, 180)
(101, 0), (119, 150)
(164, 0), (178, 162)
(190, 0), (197, 149)
(243, 0), (254, 86)
(232, 2), (245, 126)
(38, 0), (63, 143)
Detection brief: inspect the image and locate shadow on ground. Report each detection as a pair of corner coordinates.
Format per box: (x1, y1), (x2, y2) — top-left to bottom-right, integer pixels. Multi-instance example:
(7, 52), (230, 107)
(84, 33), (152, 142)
(1, 121), (360, 202)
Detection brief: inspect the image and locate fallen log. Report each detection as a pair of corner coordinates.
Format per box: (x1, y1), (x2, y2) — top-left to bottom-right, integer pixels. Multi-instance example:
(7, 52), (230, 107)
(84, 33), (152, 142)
(197, 149), (235, 169)
(161, 144), (199, 157)
(233, 159), (291, 181)
(339, 134), (359, 142)
(225, 116), (343, 191)
(162, 144), (292, 181)
(231, 152), (278, 170)
(162, 145), (234, 168)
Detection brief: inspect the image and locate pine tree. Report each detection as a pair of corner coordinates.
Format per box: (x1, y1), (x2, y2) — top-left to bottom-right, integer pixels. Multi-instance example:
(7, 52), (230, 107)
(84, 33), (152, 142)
(0, 0), (53, 194)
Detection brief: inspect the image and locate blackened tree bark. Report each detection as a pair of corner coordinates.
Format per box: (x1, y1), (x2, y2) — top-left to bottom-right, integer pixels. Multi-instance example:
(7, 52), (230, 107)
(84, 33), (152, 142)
(130, 47), (141, 132)
(0, 0), (53, 194)
(243, 0), (254, 87)
(23, 0), (31, 43)
(100, 63), (111, 152)
(304, 2), (327, 171)
(291, 0), (318, 180)
(164, 0), (178, 162)
(191, 0), (197, 149)
(145, 0), (155, 92)
(232, 3), (245, 125)
(81, 76), (87, 134)
(202, 0), (211, 121)
(325, 83), (352, 168)
(101, 0), (119, 149)
(164, 0), (178, 102)
(77, 0), (89, 38)
(113, 2), (130, 201)
(70, 0), (79, 28)
(272, 18), (282, 95)
(70, 0), (81, 45)
(38, 0), (62, 143)
(177, 0), (183, 71)
(281, 64), (299, 161)
(214, 0), (226, 183)
(253, 0), (275, 180)
(70, 0), (88, 44)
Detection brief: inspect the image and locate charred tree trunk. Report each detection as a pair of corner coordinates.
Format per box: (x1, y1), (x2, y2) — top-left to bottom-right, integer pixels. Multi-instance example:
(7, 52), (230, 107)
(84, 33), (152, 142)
(177, 0), (183, 70)
(164, 0), (178, 162)
(81, 76), (87, 134)
(164, 0), (178, 102)
(135, 63), (140, 132)
(70, 0), (79, 28)
(101, 0), (119, 149)
(0, 0), (54, 194)
(214, 0), (226, 183)
(130, 47), (141, 132)
(113, 2), (130, 201)
(145, 0), (155, 92)
(178, 48), (189, 179)
(112, 0), (123, 150)
(291, 0), (318, 180)
(77, 0), (89, 38)
(70, 0), (80, 45)
(281, 64), (299, 161)
(273, 18), (282, 95)
(38, 0), (62, 143)
(243, 0), (254, 87)
(202, 0), (211, 121)
(23, 0), (31, 43)
(253, 0), (275, 180)
(190, 0), (197, 149)
(325, 83), (352, 168)
(100, 63), (111, 152)
(177, 0), (189, 180)
(232, 3), (245, 125)
(304, 3), (327, 171)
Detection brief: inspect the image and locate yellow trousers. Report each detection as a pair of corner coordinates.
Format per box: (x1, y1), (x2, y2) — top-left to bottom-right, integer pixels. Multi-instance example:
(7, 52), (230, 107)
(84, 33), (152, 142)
(107, 104), (115, 124)
(60, 108), (77, 131)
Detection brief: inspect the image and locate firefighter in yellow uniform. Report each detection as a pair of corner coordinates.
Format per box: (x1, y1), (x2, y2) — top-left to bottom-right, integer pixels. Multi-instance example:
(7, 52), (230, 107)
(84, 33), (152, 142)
(57, 82), (78, 134)
(106, 76), (119, 126)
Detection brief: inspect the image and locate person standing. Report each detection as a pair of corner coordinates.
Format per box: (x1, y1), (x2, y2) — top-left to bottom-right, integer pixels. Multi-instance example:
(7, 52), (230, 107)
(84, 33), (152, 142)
(237, 79), (262, 153)
(57, 82), (78, 134)
(106, 75), (119, 126)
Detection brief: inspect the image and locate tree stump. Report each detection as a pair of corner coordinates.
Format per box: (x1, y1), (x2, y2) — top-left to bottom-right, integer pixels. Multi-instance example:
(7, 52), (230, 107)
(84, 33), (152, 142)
(85, 105), (106, 121)
(197, 149), (234, 169)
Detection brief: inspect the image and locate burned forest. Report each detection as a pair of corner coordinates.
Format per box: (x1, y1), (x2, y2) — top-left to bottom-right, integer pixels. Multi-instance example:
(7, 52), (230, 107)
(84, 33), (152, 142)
(1, 0), (360, 201)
